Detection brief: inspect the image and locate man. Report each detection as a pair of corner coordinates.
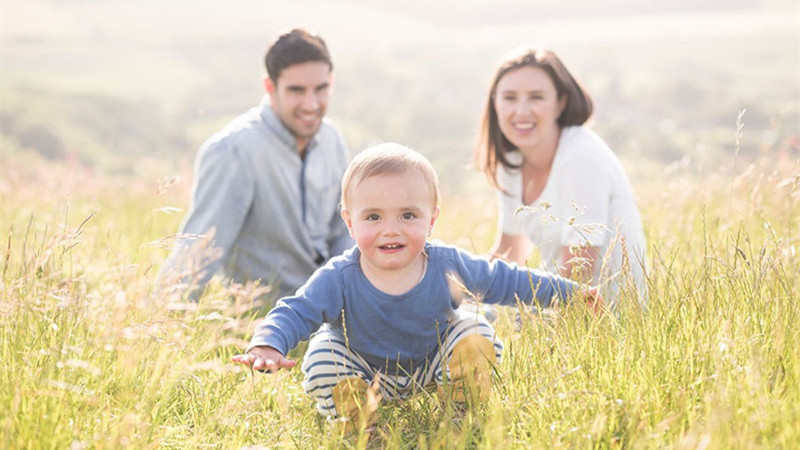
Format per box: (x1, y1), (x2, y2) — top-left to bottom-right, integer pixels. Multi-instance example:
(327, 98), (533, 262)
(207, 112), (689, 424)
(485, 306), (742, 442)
(159, 28), (353, 303)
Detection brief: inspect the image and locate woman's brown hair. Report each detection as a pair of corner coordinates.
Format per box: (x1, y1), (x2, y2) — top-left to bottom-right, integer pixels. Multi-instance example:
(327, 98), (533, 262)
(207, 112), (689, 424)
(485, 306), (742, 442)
(473, 47), (593, 189)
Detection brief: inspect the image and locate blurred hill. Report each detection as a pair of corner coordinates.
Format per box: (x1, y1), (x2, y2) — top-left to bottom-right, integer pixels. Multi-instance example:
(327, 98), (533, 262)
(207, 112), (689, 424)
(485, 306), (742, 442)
(1, 0), (798, 195)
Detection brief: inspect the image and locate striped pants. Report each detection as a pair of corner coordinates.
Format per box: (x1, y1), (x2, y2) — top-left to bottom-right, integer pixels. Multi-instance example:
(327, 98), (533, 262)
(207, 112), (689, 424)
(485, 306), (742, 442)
(300, 309), (503, 418)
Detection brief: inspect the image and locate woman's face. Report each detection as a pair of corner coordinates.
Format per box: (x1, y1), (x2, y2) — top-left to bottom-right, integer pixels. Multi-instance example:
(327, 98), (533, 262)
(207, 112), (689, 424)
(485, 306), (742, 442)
(493, 66), (566, 153)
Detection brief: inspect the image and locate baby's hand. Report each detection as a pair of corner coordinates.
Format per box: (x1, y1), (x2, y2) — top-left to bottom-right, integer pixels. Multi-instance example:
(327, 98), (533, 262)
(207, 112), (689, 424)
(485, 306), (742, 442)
(232, 346), (296, 373)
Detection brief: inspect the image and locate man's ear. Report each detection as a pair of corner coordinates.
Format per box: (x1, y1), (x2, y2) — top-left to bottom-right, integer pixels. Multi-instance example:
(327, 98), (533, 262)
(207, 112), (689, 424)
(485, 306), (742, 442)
(263, 75), (276, 95)
(341, 209), (355, 238)
(428, 206), (440, 237)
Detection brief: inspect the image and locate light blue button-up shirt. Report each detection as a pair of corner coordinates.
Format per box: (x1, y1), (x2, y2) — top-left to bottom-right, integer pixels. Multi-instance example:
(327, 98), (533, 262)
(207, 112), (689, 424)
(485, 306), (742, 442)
(160, 96), (353, 301)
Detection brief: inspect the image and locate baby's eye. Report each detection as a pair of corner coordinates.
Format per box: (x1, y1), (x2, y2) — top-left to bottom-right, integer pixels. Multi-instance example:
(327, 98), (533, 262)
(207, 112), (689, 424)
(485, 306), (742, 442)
(401, 212), (417, 220)
(365, 214), (380, 221)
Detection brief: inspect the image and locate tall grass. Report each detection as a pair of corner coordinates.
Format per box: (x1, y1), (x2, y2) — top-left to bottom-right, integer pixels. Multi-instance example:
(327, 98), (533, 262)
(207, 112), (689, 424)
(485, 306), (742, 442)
(2, 137), (798, 448)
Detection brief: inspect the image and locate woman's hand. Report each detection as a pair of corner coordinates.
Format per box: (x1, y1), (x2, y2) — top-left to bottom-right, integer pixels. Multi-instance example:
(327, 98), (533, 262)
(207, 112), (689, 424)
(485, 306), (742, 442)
(582, 286), (605, 315)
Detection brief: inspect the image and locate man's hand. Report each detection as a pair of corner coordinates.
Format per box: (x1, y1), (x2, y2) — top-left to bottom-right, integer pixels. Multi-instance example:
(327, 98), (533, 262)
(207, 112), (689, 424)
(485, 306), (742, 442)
(232, 345), (296, 373)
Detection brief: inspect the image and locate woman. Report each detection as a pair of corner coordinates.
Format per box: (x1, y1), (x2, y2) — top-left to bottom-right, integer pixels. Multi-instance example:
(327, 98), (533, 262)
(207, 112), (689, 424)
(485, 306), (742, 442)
(474, 47), (647, 308)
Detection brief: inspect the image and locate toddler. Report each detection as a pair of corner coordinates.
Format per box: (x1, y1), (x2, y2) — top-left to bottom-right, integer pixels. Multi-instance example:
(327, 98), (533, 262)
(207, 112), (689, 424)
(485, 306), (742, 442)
(233, 143), (602, 431)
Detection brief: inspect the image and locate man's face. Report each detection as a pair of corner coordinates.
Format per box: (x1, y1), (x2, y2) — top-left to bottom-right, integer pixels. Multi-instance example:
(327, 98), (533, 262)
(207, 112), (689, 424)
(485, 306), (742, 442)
(266, 61), (332, 151)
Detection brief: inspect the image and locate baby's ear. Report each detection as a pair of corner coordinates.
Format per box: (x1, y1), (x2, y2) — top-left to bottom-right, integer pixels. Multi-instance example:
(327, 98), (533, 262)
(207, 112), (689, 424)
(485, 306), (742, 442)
(341, 209), (355, 236)
(428, 206), (441, 236)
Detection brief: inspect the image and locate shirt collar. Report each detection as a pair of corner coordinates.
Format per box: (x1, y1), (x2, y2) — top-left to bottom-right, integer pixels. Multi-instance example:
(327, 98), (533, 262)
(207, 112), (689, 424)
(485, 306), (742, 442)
(258, 95), (322, 154)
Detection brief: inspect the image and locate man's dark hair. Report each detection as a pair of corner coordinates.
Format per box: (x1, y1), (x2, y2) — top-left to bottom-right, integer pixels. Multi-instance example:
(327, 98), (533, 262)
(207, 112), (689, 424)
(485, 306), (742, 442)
(264, 28), (332, 83)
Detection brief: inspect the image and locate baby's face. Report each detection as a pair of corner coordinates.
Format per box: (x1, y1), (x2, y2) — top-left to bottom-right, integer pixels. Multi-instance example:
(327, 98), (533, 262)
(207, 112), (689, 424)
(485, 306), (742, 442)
(343, 171), (438, 274)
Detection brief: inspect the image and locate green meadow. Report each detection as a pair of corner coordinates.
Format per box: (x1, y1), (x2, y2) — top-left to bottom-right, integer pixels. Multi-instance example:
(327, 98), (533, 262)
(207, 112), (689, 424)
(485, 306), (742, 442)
(2, 1), (799, 448)
(2, 137), (798, 448)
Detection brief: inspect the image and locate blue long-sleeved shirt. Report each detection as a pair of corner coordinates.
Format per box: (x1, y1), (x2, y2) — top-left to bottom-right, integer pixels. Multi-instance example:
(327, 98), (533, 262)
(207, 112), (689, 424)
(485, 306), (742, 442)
(159, 96), (354, 299)
(248, 241), (579, 373)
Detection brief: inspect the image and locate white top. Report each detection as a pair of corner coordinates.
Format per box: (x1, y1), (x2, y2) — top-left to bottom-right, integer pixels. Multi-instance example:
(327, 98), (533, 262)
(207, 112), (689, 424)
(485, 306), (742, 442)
(497, 126), (647, 305)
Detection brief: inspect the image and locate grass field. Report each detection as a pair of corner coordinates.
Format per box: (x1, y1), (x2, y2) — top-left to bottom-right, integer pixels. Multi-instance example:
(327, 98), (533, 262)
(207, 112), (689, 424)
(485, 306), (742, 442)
(2, 116), (799, 448)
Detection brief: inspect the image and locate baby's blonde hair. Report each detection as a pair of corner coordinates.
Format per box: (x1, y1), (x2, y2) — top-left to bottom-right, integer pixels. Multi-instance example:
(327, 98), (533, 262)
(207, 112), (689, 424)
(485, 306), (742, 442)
(341, 142), (440, 210)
